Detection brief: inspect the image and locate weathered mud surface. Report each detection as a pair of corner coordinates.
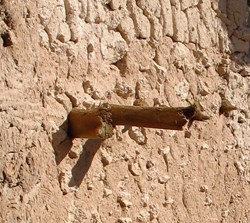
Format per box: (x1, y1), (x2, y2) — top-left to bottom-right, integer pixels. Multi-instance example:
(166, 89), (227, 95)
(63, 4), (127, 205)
(0, 0), (250, 222)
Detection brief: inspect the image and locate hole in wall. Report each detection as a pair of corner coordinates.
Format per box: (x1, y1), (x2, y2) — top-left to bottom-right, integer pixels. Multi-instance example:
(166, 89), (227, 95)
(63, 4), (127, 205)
(1, 31), (12, 47)
(113, 56), (128, 76)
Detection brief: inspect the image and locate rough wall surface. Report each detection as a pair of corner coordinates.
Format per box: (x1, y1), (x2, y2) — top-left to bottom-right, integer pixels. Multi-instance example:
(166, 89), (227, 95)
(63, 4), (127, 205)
(0, 0), (250, 222)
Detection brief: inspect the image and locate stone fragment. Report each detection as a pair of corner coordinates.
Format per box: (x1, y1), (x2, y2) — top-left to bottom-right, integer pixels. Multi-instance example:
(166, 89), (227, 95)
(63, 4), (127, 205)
(198, 80), (210, 96)
(53, 92), (72, 112)
(128, 162), (142, 176)
(217, 64), (229, 76)
(82, 80), (104, 100)
(147, 170), (158, 181)
(101, 150), (113, 166)
(218, 30), (231, 53)
(135, 79), (151, 99)
(163, 197), (174, 206)
(158, 175), (170, 184)
(83, 80), (94, 94)
(149, 204), (159, 220)
(58, 166), (76, 194)
(114, 81), (133, 99)
(117, 192), (133, 208)
(118, 17), (136, 42)
(202, 57), (211, 68)
(101, 30), (128, 64)
(103, 188), (113, 197)
(91, 90), (103, 100)
(171, 42), (190, 62)
(168, 131), (176, 137)
(221, 209), (230, 218)
(174, 80), (190, 100)
(204, 197), (213, 206)
(118, 179), (126, 190)
(234, 161), (245, 174)
(195, 64), (205, 75)
(128, 127), (147, 145)
(149, 16), (163, 40)
(238, 115), (246, 123)
(131, 6), (151, 39)
(52, 128), (68, 147)
(65, 91), (81, 107)
(220, 99), (237, 113)
(57, 22), (71, 43)
(158, 146), (171, 155)
(39, 26), (50, 49)
(115, 128), (123, 141)
(199, 185), (208, 193)
(81, 95), (100, 108)
(137, 210), (150, 222)
(141, 193), (149, 207)
(87, 182), (94, 190)
(201, 143), (209, 150)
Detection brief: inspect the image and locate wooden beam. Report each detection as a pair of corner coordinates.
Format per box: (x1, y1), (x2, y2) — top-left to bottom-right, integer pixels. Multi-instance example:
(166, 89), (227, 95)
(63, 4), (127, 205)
(68, 103), (208, 139)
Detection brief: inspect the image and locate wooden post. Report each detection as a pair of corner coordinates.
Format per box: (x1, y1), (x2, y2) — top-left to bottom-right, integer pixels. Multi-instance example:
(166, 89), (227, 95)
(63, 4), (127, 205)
(68, 103), (208, 139)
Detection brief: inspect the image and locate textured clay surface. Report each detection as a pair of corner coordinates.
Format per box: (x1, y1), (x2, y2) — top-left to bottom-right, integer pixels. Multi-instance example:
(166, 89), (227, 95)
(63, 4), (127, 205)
(0, 0), (250, 222)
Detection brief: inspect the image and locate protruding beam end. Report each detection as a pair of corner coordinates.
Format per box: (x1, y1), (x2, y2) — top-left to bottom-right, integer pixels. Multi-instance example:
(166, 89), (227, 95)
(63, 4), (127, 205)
(68, 103), (209, 139)
(68, 108), (114, 139)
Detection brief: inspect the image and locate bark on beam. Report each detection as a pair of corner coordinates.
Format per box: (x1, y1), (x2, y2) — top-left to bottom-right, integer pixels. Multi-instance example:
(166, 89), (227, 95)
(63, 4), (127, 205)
(68, 103), (209, 139)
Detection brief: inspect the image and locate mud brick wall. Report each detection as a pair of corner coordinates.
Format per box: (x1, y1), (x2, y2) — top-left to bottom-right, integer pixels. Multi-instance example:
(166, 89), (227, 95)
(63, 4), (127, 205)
(0, 0), (250, 222)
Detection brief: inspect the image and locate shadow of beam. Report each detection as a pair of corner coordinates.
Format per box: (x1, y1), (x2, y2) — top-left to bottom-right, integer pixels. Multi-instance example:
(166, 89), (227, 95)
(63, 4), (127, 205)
(51, 118), (104, 188)
(68, 139), (103, 187)
(52, 120), (73, 165)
